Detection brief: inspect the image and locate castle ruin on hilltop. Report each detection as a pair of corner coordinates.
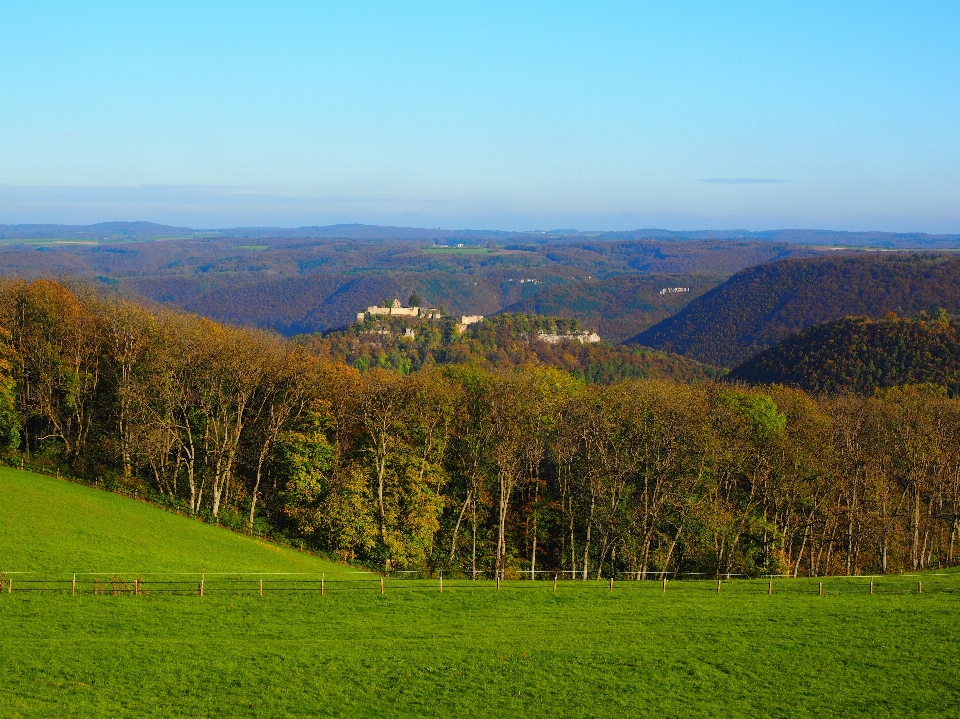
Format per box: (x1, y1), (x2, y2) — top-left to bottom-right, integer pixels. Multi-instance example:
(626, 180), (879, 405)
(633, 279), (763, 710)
(356, 299), (485, 332)
(356, 300), (600, 342)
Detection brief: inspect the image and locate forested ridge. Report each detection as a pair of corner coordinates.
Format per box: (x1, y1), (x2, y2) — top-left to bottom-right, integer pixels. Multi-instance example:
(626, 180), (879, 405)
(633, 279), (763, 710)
(300, 312), (719, 384)
(2, 279), (960, 579)
(634, 253), (960, 367)
(729, 313), (960, 396)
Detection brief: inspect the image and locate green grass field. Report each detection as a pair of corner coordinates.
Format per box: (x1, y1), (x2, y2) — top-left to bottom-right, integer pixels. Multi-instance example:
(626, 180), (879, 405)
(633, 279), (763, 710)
(2, 468), (959, 718)
(0, 467), (345, 574)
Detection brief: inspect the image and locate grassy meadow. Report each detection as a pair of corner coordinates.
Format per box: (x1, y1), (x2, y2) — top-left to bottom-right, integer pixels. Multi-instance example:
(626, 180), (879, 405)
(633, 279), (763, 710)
(2, 468), (959, 718)
(0, 466), (345, 574)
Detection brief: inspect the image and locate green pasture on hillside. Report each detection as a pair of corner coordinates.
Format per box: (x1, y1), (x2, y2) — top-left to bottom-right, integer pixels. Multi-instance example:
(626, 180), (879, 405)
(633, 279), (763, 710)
(2, 468), (960, 718)
(0, 467), (346, 575)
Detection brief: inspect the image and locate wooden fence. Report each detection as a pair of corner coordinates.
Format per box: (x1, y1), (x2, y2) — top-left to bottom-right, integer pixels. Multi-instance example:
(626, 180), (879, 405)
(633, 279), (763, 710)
(0, 571), (955, 597)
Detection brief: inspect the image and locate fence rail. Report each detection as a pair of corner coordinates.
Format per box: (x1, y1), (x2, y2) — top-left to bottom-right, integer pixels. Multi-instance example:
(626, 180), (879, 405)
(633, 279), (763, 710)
(0, 571), (954, 597)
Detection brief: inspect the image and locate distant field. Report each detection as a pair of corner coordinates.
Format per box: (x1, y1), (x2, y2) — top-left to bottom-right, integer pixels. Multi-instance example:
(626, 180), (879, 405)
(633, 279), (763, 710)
(421, 246), (491, 254)
(2, 468), (959, 718)
(0, 236), (194, 246)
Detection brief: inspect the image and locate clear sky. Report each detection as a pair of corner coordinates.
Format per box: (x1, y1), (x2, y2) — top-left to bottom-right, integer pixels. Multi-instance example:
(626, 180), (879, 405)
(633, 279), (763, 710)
(1, 0), (958, 232)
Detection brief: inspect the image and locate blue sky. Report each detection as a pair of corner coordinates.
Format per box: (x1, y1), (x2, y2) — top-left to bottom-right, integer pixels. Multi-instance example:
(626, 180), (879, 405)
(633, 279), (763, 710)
(1, 0), (958, 231)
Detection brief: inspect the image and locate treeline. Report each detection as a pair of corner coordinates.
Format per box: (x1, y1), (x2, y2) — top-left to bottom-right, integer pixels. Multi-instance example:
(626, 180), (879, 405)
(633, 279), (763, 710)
(2, 280), (960, 578)
(730, 313), (960, 397)
(301, 312), (718, 384)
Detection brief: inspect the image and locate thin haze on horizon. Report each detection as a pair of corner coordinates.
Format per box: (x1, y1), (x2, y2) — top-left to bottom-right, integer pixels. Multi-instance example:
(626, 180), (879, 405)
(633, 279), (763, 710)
(1, 1), (958, 232)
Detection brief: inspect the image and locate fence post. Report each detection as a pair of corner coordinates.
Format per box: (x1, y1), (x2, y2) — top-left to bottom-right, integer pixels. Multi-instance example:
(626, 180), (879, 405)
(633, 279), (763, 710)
(439, 573), (443, 593)
(322, 573), (325, 596)
(380, 576), (384, 594)
(870, 580), (874, 595)
(553, 573), (557, 593)
(662, 576), (667, 593)
(200, 575), (205, 597)
(818, 581), (822, 596)
(918, 580), (922, 594)
(768, 580), (772, 596)
(497, 575), (501, 592)
(717, 579), (721, 593)
(609, 576), (613, 592)
(260, 579), (263, 596)
(72, 574), (76, 596)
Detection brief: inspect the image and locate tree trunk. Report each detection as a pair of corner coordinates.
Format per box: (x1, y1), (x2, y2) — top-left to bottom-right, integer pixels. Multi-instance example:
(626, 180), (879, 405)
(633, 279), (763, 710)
(449, 488), (473, 562)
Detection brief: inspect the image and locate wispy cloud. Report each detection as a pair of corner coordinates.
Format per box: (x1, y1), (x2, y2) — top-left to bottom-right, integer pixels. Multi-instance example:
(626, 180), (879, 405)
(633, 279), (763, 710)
(698, 178), (790, 184)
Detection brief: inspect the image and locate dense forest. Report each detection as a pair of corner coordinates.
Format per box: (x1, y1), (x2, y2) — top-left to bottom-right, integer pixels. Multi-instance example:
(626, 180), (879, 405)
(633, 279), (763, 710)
(635, 254), (960, 367)
(301, 311), (718, 384)
(729, 313), (960, 397)
(2, 279), (959, 579)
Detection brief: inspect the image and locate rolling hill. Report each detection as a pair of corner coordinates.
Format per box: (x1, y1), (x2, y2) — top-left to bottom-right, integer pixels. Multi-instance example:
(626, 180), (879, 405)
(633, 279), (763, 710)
(0, 222), (194, 240)
(727, 314), (960, 397)
(0, 467), (346, 574)
(632, 254), (960, 367)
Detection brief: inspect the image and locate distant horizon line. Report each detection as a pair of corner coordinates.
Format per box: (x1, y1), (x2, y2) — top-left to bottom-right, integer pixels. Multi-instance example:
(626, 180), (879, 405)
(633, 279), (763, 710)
(1, 220), (959, 238)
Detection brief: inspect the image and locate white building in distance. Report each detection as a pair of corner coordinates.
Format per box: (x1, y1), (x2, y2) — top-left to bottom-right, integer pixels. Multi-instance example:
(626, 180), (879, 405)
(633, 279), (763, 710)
(357, 299), (441, 322)
(537, 331), (601, 344)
